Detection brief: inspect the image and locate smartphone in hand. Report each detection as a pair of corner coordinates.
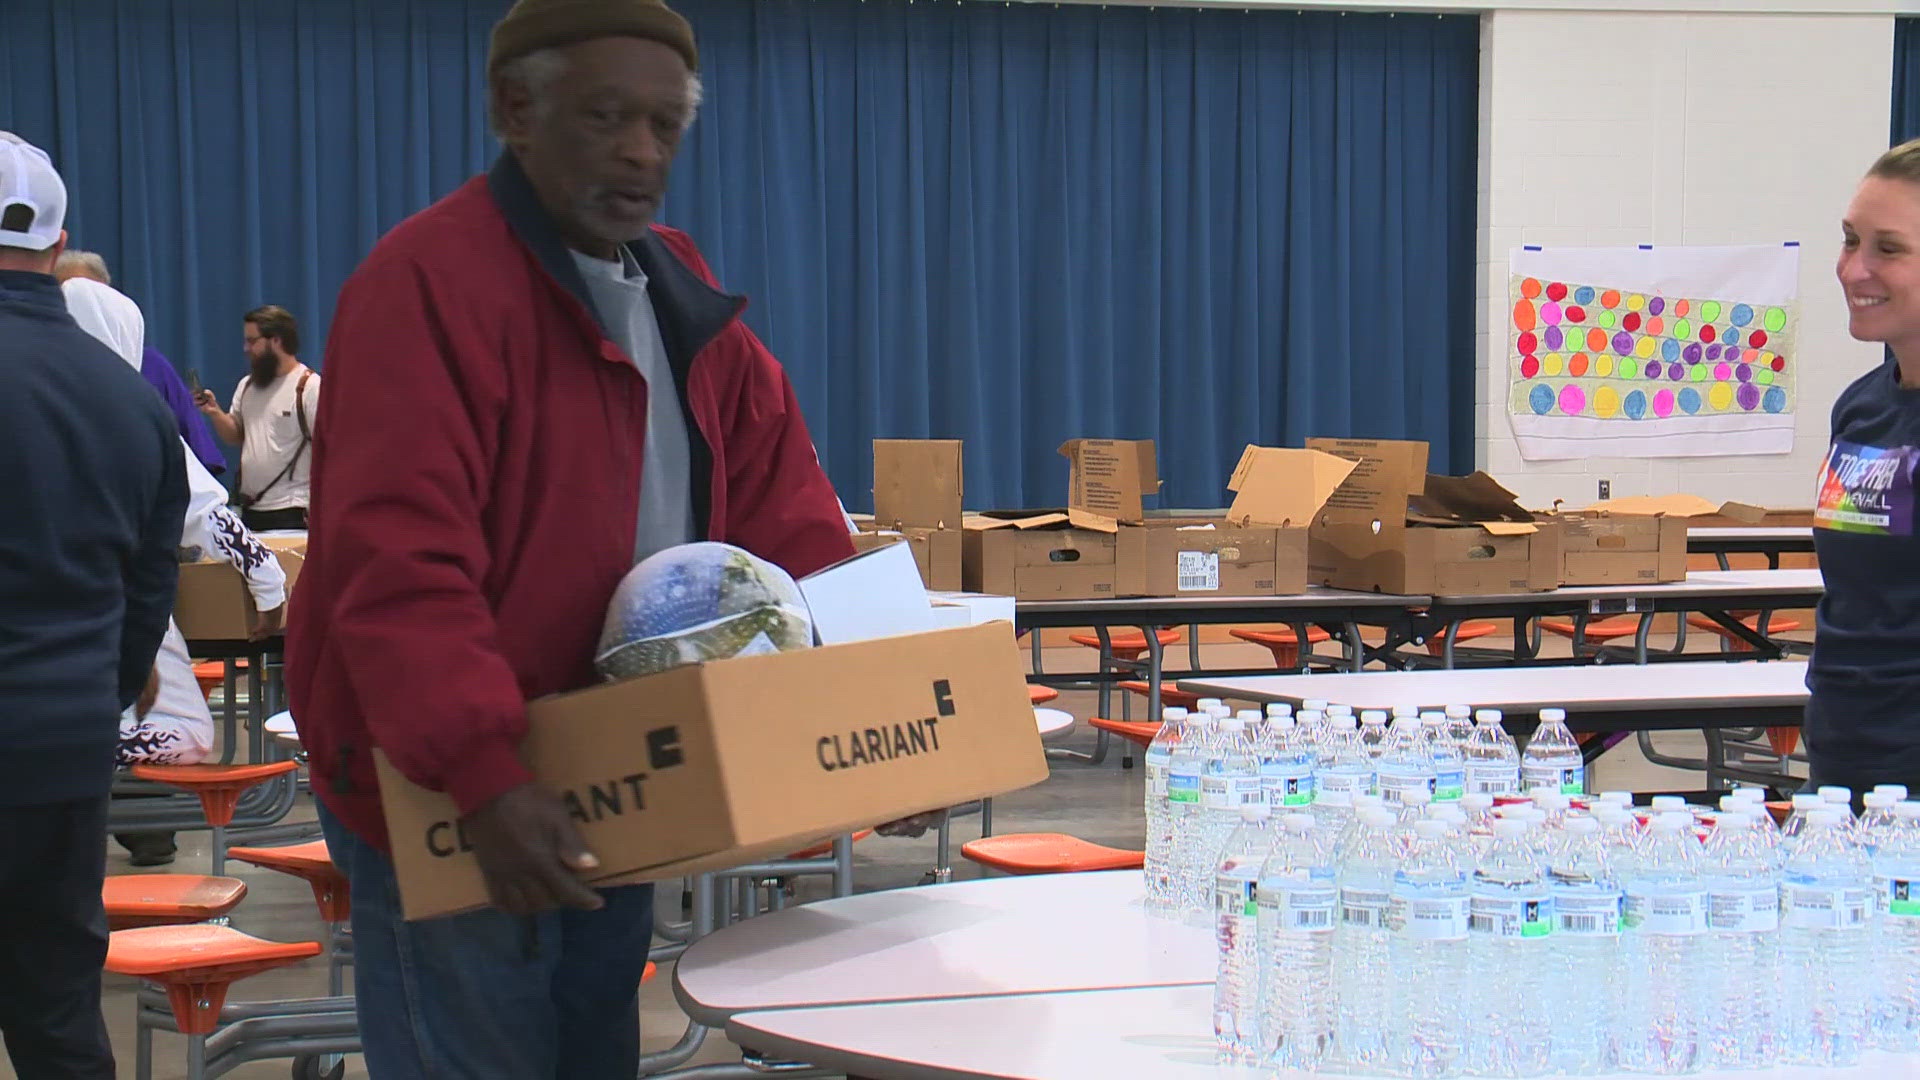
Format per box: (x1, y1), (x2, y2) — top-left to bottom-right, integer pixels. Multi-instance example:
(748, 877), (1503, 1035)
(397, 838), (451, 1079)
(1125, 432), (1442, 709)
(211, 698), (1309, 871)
(186, 367), (203, 397)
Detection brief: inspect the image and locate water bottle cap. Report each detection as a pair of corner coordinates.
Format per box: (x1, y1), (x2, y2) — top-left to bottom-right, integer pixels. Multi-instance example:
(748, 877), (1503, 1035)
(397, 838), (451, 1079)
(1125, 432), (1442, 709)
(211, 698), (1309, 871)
(1162, 707), (1189, 722)
(1460, 793), (1494, 810)
(1197, 698), (1224, 710)
(1265, 703), (1293, 718)
(1717, 812), (1753, 830)
(1421, 712), (1447, 725)
(1896, 802), (1920, 822)
(1651, 795), (1687, 811)
(1600, 791), (1634, 806)
(1563, 816), (1600, 835)
(1792, 793), (1824, 809)
(1413, 820), (1449, 840)
(1361, 710), (1388, 725)
(1539, 708), (1566, 722)
(1445, 704), (1472, 719)
(1594, 808), (1631, 826)
(1476, 709), (1504, 724)
(1283, 813), (1316, 833)
(1876, 784), (1910, 800)
(1393, 705), (1419, 718)
(1207, 705), (1233, 719)
(1360, 808), (1396, 828)
(1242, 804), (1272, 821)
(1819, 786), (1853, 803)
(1402, 789), (1433, 807)
(1303, 699), (1330, 712)
(1719, 796), (1744, 813)
(1327, 704), (1353, 717)
(1866, 792), (1897, 809)
(1493, 818), (1528, 838)
(1236, 710), (1262, 725)
(1221, 717), (1246, 733)
(1298, 710), (1324, 724)
(1272, 715), (1296, 730)
(1336, 715), (1359, 731)
(1532, 791), (1571, 811)
(1526, 786), (1559, 801)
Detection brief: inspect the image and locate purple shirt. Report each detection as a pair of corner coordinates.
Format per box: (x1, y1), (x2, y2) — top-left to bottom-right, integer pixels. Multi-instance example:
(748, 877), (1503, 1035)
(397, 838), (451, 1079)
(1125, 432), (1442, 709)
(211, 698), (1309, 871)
(142, 346), (226, 476)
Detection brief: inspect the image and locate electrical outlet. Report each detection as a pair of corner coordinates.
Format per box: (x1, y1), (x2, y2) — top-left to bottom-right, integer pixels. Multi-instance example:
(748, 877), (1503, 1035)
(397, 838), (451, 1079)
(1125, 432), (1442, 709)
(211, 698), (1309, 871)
(1598, 479), (1612, 500)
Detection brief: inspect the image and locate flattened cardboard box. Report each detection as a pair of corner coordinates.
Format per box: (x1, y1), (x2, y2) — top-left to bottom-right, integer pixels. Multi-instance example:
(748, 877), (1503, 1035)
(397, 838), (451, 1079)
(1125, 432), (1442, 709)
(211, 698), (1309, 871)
(1305, 438), (1559, 596)
(171, 535), (307, 642)
(376, 623), (1045, 921)
(962, 512), (1127, 600)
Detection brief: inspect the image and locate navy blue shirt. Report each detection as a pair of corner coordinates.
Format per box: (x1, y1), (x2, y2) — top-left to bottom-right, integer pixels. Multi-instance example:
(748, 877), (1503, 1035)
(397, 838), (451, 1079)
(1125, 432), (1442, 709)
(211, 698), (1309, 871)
(0, 269), (187, 806)
(1808, 357), (1920, 789)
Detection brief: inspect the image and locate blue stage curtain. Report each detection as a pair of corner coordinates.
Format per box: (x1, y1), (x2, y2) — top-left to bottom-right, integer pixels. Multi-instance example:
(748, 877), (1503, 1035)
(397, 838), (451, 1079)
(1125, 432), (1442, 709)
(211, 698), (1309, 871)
(1896, 18), (1920, 144)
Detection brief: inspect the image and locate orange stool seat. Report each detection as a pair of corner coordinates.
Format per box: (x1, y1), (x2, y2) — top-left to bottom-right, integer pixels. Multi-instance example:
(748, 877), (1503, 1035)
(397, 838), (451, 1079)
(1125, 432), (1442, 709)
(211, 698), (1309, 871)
(1230, 626), (1332, 670)
(1541, 615), (1643, 644)
(961, 833), (1145, 875)
(1424, 620), (1499, 657)
(103, 875), (248, 930)
(106, 925), (321, 1035)
(1088, 717), (1161, 751)
(1067, 628), (1181, 663)
(1027, 684), (1060, 706)
(191, 662), (226, 701)
(132, 761), (300, 828)
(643, 961), (658, 984)
(785, 830), (874, 861)
(1117, 681), (1201, 711)
(227, 841), (350, 924)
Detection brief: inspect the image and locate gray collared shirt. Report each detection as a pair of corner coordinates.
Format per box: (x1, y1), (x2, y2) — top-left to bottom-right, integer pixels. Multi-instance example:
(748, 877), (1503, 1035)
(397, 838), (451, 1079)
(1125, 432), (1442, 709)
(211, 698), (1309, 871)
(570, 247), (696, 564)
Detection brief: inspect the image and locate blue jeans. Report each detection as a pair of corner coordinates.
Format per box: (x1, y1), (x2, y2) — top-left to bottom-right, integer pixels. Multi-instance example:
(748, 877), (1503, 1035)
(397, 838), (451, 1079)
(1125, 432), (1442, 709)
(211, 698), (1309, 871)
(318, 803), (656, 1079)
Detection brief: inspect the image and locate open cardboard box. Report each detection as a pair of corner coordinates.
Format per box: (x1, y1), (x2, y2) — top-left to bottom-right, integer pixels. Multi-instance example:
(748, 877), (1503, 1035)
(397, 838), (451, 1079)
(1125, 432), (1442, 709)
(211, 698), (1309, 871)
(171, 533), (307, 642)
(1538, 496), (1764, 586)
(1306, 438), (1560, 596)
(859, 439), (964, 590)
(959, 439), (1159, 600)
(375, 543), (1044, 921)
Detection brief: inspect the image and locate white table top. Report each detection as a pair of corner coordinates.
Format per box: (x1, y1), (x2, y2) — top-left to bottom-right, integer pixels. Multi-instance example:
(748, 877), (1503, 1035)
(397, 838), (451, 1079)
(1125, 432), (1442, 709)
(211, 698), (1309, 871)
(1431, 569), (1824, 606)
(728, 984), (1907, 1080)
(1017, 586), (1429, 616)
(1034, 708), (1075, 739)
(1181, 660), (1809, 715)
(1689, 526), (1815, 542)
(673, 871), (1209, 1026)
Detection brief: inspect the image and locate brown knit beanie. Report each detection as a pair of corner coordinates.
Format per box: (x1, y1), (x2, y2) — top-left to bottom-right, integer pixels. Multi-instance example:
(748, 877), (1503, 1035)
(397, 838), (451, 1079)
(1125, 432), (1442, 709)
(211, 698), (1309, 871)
(489, 0), (698, 75)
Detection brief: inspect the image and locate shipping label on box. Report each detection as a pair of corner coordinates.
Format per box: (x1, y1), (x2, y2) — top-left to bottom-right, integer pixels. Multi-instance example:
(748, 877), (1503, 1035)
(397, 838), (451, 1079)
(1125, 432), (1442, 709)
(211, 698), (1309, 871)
(376, 623), (1045, 921)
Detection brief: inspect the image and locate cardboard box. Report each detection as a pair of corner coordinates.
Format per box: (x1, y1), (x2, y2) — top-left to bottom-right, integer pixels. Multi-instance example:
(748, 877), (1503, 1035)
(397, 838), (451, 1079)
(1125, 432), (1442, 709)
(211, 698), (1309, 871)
(1058, 438), (1160, 527)
(171, 533), (306, 641)
(375, 548), (1047, 921)
(849, 527), (962, 592)
(1306, 439), (1559, 596)
(1543, 495), (1766, 586)
(867, 440), (965, 590)
(961, 511), (1125, 600)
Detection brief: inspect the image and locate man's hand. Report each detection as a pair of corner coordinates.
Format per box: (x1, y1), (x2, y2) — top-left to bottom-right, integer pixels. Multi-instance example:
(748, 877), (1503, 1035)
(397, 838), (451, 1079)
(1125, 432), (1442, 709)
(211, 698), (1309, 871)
(250, 604), (287, 641)
(461, 783), (604, 915)
(193, 389), (223, 416)
(136, 665), (160, 718)
(875, 810), (947, 838)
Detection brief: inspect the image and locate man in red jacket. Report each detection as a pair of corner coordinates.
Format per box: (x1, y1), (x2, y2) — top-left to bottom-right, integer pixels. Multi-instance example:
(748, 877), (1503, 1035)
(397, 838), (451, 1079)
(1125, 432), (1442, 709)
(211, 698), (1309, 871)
(285, 2), (854, 1075)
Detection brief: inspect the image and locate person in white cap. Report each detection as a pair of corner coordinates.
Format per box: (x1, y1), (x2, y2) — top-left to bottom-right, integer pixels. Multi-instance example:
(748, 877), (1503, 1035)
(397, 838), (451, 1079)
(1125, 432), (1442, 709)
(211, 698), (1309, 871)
(0, 131), (187, 1079)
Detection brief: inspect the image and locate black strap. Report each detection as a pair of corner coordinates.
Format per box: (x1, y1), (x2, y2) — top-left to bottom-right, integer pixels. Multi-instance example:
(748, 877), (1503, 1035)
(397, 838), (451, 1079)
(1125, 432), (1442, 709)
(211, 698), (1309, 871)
(235, 370), (312, 506)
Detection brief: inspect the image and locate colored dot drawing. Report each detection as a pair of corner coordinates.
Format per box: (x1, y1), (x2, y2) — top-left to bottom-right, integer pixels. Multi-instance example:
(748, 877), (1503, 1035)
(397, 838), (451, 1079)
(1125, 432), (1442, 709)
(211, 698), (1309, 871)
(1679, 388), (1702, 415)
(1596, 355), (1615, 377)
(1737, 382), (1761, 411)
(1764, 307), (1787, 332)
(1594, 386), (1621, 418)
(1644, 316), (1664, 335)
(1587, 328), (1609, 352)
(1601, 290), (1621, 309)
(1708, 383), (1735, 411)
(1623, 312), (1642, 333)
(1541, 301), (1563, 326)
(1674, 318), (1692, 340)
(1634, 337), (1657, 359)
(1713, 362), (1731, 381)
(1764, 386), (1787, 413)
(1520, 355), (1541, 379)
(1617, 359), (1636, 379)
(1668, 361), (1686, 381)
(1690, 365), (1708, 383)
(1749, 329), (1767, 349)
(1730, 304), (1753, 327)
(1624, 390), (1648, 419)
(1575, 286), (1596, 306)
(1598, 311), (1617, 330)
(1546, 281), (1569, 302)
(1662, 339), (1681, 362)
(1531, 384), (1555, 414)
(1612, 331), (1634, 356)
(1568, 354), (1590, 377)
(1544, 353), (1565, 377)
(1566, 305), (1587, 323)
(1521, 278), (1543, 299)
(1701, 300), (1722, 322)
(1647, 296), (1666, 316)
(1544, 326), (1565, 351)
(1736, 363), (1753, 383)
(1559, 385), (1586, 415)
(1653, 389), (1676, 418)
(1757, 369), (1775, 386)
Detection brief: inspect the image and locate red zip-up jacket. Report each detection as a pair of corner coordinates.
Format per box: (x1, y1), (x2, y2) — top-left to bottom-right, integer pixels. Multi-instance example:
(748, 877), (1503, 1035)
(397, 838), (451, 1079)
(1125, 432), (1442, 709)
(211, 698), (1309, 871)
(286, 155), (854, 851)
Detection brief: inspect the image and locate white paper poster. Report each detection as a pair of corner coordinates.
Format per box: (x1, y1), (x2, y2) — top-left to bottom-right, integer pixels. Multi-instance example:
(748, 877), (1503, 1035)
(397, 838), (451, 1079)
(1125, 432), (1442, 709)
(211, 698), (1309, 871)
(1506, 244), (1799, 460)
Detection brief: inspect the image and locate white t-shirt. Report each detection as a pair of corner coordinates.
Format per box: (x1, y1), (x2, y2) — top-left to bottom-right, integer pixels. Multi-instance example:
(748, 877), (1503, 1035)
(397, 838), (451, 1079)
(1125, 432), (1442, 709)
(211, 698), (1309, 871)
(231, 365), (318, 512)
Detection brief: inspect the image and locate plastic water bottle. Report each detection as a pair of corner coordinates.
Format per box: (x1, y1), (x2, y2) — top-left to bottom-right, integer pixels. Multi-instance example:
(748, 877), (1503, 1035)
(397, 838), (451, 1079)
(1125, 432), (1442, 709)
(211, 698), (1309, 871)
(1388, 818), (1470, 1078)
(1465, 818), (1553, 1076)
(1423, 712), (1465, 804)
(1196, 718), (1262, 923)
(1143, 706), (1189, 917)
(1874, 801), (1920, 1051)
(1166, 715), (1214, 923)
(1781, 792), (1826, 848)
(1862, 791), (1899, 855)
(1460, 792), (1497, 859)
(1599, 790), (1635, 812)
(1702, 811), (1780, 1069)
(1428, 805), (1476, 876)
(1375, 714), (1436, 808)
(1464, 709), (1520, 796)
(1213, 805), (1278, 1061)
(1780, 809), (1874, 1066)
(1877, 784), (1911, 803)
(1299, 710), (1328, 766)
(1595, 807), (1641, 876)
(1531, 789), (1572, 830)
(1336, 793), (1385, 860)
(1521, 707), (1584, 796)
(1443, 704), (1475, 752)
(1333, 806), (1399, 1071)
(1619, 812), (1708, 1074)
(1548, 816), (1623, 1074)
(1822, 784), (1862, 845)
(1258, 813), (1337, 1070)
(1259, 715), (1316, 811)
(1313, 715), (1371, 829)
(1359, 710), (1390, 768)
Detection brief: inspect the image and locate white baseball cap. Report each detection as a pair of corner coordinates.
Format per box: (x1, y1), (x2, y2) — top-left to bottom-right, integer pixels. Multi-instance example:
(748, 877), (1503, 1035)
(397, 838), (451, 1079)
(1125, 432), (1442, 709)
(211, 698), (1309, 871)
(0, 132), (67, 252)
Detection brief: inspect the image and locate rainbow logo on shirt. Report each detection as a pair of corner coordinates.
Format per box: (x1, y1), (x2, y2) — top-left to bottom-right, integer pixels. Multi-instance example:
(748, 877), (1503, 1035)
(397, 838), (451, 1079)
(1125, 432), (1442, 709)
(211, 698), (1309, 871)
(1815, 440), (1916, 536)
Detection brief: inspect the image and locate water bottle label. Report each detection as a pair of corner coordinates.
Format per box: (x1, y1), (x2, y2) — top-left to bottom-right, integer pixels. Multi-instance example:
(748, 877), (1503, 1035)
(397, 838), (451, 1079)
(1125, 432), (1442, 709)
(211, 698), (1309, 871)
(1781, 882), (1874, 930)
(1708, 884), (1779, 933)
(1623, 888), (1707, 935)
(1521, 763), (1584, 796)
(1340, 886), (1391, 929)
(1469, 893), (1555, 939)
(1200, 776), (1233, 810)
(1167, 772), (1201, 805)
(1389, 893), (1470, 941)
(1259, 881), (1337, 932)
(1375, 769), (1436, 806)
(1263, 772), (1316, 808)
(1231, 776), (1264, 807)
(1553, 891), (1624, 936)
(1316, 772), (1365, 805)
(1464, 762), (1518, 794)
(1433, 767), (1465, 802)
(1216, 876), (1258, 918)
(1147, 763), (1168, 801)
(1880, 877), (1920, 918)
